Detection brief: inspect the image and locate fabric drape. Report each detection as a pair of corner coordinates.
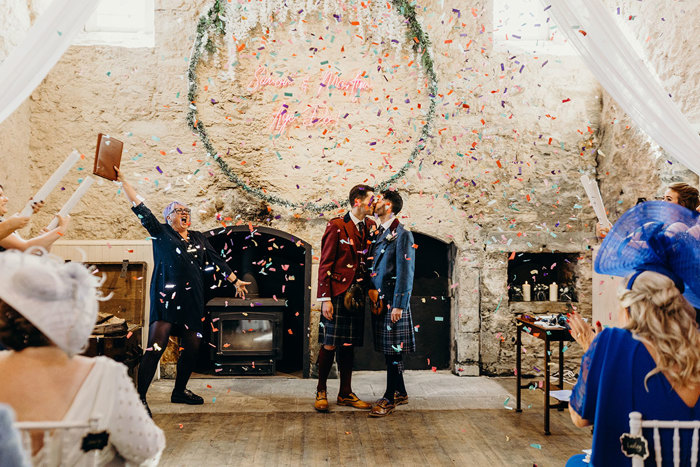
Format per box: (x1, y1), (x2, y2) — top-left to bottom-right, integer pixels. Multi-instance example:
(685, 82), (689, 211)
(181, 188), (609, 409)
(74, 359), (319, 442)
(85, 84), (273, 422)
(0, 0), (99, 124)
(542, 0), (700, 175)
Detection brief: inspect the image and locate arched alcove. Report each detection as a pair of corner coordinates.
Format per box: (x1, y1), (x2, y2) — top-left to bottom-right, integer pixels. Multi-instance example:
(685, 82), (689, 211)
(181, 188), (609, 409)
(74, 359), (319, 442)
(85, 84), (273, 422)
(354, 231), (455, 371)
(199, 225), (312, 376)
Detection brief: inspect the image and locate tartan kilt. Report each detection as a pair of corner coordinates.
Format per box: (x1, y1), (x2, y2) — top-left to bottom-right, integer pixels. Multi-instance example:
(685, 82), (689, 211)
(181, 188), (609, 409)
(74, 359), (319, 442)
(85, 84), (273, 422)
(372, 301), (416, 354)
(318, 293), (365, 347)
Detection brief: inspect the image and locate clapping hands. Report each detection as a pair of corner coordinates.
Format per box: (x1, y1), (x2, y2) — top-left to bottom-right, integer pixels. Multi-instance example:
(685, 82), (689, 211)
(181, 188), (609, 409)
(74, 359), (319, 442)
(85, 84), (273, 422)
(568, 311), (603, 352)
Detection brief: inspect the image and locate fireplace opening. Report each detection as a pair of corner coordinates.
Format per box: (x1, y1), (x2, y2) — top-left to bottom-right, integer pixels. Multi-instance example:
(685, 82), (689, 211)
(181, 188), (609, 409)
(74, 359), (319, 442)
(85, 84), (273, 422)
(354, 231), (454, 371)
(195, 226), (311, 376)
(507, 252), (579, 303)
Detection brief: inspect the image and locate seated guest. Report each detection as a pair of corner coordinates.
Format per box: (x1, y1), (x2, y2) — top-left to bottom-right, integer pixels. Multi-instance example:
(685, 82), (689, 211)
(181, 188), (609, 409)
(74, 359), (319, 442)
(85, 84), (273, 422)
(0, 183), (68, 252)
(0, 249), (165, 466)
(568, 201), (700, 466)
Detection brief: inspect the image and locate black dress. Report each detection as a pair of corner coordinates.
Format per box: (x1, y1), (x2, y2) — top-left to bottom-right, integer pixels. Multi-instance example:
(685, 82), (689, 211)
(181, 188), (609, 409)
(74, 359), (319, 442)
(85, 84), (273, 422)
(132, 203), (233, 333)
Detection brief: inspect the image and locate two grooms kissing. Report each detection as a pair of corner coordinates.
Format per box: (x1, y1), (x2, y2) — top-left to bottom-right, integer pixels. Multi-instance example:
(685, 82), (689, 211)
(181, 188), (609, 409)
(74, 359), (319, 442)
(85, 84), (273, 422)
(314, 185), (416, 418)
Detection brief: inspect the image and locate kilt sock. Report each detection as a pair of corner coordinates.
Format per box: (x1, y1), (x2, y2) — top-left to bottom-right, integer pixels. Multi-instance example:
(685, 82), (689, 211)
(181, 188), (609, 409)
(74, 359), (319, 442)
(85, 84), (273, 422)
(395, 354), (407, 396)
(316, 346), (336, 392)
(336, 345), (354, 396)
(383, 353), (402, 403)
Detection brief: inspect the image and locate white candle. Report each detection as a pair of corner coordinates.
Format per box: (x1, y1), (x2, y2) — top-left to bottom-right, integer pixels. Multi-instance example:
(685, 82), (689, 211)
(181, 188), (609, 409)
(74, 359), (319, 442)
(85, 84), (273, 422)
(549, 282), (559, 302)
(21, 150), (81, 216)
(45, 176), (94, 230)
(522, 281), (531, 302)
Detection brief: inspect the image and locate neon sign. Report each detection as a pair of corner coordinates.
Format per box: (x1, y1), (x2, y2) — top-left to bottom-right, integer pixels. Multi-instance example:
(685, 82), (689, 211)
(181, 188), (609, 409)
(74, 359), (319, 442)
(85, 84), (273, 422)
(246, 66), (371, 135)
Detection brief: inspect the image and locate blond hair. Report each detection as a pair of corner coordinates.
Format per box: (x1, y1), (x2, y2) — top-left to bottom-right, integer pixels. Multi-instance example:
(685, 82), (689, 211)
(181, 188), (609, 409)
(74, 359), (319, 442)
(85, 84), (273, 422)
(618, 271), (700, 389)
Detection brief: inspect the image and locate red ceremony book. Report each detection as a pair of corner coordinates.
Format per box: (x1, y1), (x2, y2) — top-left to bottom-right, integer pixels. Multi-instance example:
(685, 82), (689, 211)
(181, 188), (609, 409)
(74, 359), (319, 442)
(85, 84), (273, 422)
(93, 133), (123, 181)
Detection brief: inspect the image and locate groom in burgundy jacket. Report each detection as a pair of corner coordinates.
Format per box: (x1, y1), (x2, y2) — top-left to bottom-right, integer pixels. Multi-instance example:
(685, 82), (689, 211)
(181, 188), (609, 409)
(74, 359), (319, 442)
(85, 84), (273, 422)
(314, 184), (376, 412)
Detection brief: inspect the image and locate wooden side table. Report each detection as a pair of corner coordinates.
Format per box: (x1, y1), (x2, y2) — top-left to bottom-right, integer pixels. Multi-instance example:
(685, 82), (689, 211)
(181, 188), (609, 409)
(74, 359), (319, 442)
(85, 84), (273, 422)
(515, 315), (575, 435)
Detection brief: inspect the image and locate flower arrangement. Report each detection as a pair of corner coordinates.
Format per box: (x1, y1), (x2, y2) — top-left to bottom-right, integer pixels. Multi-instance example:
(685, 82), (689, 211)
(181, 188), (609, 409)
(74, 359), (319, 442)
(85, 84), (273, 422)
(533, 283), (549, 301)
(509, 285), (523, 302)
(559, 283), (577, 302)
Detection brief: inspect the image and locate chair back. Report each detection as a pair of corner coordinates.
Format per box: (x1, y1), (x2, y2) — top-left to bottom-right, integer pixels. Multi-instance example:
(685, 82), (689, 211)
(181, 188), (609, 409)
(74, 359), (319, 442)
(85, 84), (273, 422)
(14, 418), (101, 467)
(628, 411), (700, 467)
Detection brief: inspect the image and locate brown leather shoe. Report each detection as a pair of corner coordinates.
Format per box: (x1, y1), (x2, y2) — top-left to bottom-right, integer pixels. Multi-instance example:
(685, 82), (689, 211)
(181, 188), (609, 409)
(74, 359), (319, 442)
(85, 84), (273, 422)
(394, 392), (408, 405)
(369, 398), (395, 417)
(337, 392), (371, 409)
(314, 390), (329, 412)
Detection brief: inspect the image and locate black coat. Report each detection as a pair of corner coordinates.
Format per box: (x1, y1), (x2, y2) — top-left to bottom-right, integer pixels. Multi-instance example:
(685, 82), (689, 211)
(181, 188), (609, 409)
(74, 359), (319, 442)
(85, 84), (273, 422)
(132, 203), (233, 332)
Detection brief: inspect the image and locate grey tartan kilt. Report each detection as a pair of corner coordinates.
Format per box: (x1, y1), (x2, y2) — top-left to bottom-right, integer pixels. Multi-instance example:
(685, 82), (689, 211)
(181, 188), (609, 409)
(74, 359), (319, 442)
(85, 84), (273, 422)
(372, 301), (416, 354)
(318, 293), (365, 347)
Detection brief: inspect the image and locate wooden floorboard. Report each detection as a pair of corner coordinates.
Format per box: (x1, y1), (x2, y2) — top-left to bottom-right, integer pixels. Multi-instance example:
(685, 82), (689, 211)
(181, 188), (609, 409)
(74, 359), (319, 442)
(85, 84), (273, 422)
(156, 406), (590, 467)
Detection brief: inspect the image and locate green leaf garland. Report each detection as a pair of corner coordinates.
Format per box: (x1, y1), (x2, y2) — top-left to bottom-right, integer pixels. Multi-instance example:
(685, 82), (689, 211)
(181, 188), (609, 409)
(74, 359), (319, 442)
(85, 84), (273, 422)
(186, 0), (437, 213)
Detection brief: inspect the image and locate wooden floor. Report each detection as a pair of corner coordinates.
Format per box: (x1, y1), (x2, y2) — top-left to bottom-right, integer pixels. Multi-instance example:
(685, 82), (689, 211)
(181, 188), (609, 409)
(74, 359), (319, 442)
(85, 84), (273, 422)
(155, 408), (588, 466)
(151, 375), (590, 466)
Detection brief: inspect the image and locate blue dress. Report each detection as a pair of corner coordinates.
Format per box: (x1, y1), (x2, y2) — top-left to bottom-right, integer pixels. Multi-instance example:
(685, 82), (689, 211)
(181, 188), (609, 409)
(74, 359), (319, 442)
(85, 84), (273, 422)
(0, 404), (29, 467)
(132, 203), (233, 333)
(570, 328), (699, 466)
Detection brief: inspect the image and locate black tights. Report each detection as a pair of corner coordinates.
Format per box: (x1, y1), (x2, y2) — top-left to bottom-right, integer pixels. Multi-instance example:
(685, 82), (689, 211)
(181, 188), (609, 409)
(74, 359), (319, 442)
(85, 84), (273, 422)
(383, 353), (406, 403)
(137, 321), (201, 398)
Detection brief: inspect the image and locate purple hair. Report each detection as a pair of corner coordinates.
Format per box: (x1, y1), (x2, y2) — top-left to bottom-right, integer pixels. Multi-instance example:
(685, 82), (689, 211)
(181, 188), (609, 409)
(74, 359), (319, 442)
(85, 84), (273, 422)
(163, 201), (189, 222)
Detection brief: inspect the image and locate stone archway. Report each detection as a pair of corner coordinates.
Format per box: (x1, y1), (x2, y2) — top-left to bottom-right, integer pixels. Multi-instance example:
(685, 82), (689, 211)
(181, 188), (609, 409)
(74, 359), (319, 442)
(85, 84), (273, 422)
(354, 231), (455, 371)
(202, 225), (313, 376)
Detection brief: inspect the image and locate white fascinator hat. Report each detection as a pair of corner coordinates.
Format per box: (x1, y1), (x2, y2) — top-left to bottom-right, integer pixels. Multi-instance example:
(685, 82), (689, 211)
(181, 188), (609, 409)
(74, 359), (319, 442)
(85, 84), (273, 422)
(0, 249), (102, 357)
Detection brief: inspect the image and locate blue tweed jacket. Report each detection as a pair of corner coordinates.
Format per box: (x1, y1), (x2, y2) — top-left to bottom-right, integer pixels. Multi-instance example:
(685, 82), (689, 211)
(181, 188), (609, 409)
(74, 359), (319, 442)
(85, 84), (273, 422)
(368, 218), (416, 310)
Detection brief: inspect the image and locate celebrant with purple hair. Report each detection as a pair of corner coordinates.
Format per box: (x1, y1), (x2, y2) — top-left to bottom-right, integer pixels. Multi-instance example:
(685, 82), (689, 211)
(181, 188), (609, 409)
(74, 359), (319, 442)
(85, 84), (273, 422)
(115, 167), (249, 415)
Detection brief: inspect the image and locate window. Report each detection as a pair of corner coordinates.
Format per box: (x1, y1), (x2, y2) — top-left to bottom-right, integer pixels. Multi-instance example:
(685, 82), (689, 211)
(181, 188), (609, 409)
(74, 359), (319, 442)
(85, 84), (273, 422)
(73, 0), (154, 48)
(492, 0), (573, 55)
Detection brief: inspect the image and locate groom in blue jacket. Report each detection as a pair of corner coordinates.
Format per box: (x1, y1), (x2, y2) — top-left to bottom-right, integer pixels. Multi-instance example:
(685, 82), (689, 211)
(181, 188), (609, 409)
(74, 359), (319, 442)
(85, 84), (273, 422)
(367, 189), (416, 417)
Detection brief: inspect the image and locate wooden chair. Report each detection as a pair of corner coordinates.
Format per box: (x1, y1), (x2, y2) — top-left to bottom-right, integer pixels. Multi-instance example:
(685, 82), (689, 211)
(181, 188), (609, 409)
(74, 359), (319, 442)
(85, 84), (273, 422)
(628, 411), (700, 467)
(14, 418), (101, 467)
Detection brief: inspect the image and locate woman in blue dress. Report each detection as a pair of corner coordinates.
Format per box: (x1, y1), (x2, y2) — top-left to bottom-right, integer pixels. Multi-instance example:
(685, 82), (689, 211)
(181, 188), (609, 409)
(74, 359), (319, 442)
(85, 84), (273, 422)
(116, 168), (249, 415)
(567, 201), (700, 466)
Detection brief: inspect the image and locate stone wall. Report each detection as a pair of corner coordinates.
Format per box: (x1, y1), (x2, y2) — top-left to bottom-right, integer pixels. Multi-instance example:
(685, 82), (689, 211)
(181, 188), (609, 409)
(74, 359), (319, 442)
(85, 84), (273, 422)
(596, 0), (700, 221)
(1, 0), (647, 377)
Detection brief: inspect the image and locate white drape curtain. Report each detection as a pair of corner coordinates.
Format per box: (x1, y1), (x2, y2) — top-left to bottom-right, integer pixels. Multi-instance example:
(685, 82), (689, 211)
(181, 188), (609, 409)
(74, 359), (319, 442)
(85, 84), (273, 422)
(0, 0), (99, 125)
(542, 0), (700, 175)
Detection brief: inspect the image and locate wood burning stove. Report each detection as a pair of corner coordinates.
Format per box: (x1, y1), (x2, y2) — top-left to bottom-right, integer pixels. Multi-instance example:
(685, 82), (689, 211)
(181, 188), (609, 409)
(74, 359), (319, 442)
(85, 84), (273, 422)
(201, 225), (312, 376)
(206, 297), (286, 375)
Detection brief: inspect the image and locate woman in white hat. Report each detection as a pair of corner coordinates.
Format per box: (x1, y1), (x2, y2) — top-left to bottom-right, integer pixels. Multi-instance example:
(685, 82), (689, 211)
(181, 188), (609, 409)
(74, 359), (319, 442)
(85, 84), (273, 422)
(0, 249), (165, 466)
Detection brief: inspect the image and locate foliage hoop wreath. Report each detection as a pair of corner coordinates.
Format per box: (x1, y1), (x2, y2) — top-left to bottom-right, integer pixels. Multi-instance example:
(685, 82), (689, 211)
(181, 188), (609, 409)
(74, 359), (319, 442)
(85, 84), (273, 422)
(186, 0), (438, 213)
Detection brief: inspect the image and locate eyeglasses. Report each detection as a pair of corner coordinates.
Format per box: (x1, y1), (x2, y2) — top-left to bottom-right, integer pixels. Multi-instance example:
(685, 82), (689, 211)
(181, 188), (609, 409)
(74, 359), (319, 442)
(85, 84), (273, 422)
(173, 208), (191, 215)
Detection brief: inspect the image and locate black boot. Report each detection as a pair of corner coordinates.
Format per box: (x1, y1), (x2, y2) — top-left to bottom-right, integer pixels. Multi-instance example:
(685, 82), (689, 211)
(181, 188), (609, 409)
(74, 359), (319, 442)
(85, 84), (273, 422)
(171, 388), (204, 405)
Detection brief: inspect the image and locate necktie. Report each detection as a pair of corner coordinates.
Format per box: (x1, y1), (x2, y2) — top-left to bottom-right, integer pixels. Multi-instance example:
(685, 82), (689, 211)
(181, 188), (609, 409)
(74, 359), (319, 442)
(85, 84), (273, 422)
(358, 220), (366, 246)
